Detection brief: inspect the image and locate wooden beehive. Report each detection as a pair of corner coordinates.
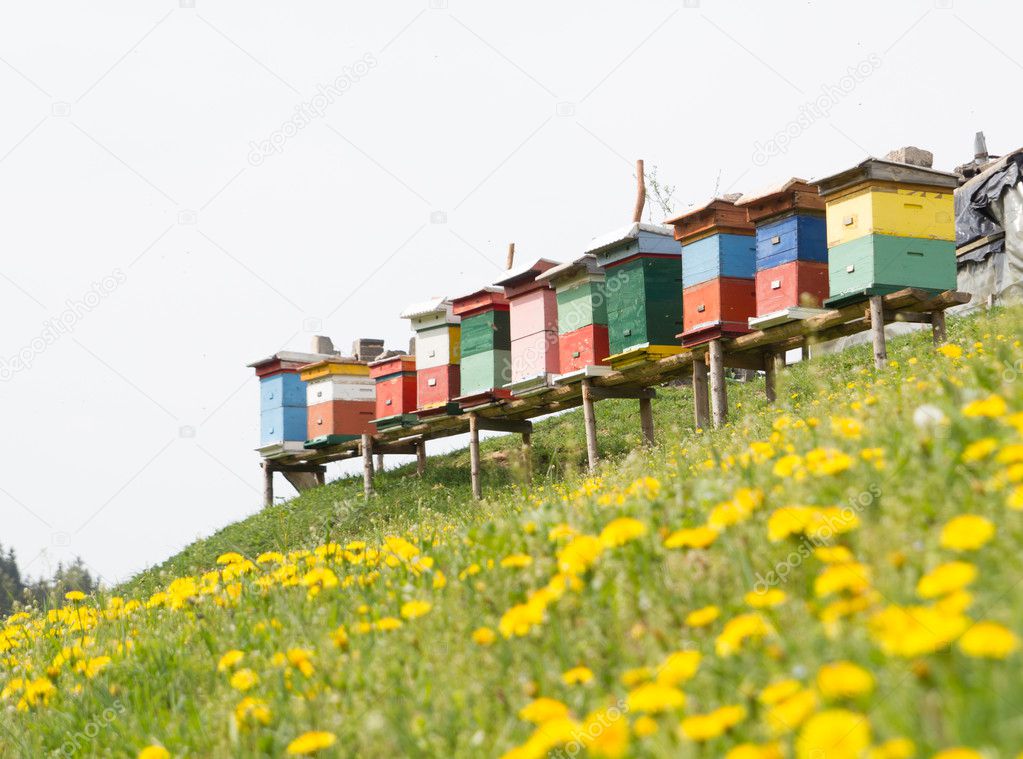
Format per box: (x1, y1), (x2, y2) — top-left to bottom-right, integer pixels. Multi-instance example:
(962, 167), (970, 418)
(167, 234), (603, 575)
(536, 254), (610, 378)
(401, 297), (462, 416)
(735, 179), (830, 322)
(451, 287), (511, 408)
(585, 222), (683, 367)
(299, 358), (376, 448)
(248, 350), (334, 459)
(493, 259), (561, 394)
(817, 158), (958, 307)
(668, 199), (756, 345)
(369, 354), (418, 431)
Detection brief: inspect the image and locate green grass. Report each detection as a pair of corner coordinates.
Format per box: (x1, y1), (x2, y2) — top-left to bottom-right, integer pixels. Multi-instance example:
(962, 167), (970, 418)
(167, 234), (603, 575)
(4, 304), (1023, 759)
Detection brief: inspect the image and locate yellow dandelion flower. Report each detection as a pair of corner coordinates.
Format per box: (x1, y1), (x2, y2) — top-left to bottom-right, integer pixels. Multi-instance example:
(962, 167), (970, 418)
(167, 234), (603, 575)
(138, 747), (171, 759)
(962, 394), (1008, 418)
(518, 697), (569, 724)
(229, 668), (258, 692)
(633, 715), (658, 737)
(64, 591), (86, 602)
(625, 682), (685, 713)
(958, 621), (1019, 659)
(796, 709), (870, 759)
(656, 650), (701, 686)
(561, 666), (593, 685)
(937, 344), (963, 359)
(745, 588), (787, 608)
(939, 515), (995, 551)
(500, 554), (533, 569)
(664, 526), (718, 549)
(685, 605), (720, 627)
(472, 627), (496, 646)
(557, 535), (603, 575)
(960, 437), (996, 463)
(715, 613), (772, 657)
(759, 679), (802, 706)
(814, 546), (854, 564)
(932, 750), (982, 759)
(234, 696), (271, 727)
(816, 661), (874, 699)
(599, 517), (647, 547)
(580, 707), (629, 758)
(286, 730), (337, 755)
(867, 737), (915, 759)
(726, 743), (784, 759)
(399, 600), (432, 619)
(217, 650), (244, 672)
(916, 561), (978, 599)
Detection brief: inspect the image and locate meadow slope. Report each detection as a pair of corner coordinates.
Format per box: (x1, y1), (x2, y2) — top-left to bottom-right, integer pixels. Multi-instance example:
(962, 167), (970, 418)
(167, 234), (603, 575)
(3, 305), (1023, 758)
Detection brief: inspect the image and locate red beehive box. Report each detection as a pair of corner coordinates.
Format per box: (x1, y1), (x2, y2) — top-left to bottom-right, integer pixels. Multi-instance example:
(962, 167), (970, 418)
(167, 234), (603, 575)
(417, 364), (460, 412)
(369, 354), (417, 423)
(558, 325), (610, 374)
(681, 277), (757, 345)
(755, 261), (829, 316)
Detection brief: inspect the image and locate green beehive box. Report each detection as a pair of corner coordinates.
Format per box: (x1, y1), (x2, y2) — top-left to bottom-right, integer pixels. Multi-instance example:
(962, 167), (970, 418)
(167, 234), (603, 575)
(826, 234), (957, 307)
(460, 349), (512, 397)
(556, 278), (607, 334)
(459, 310), (510, 356)
(605, 256), (683, 355)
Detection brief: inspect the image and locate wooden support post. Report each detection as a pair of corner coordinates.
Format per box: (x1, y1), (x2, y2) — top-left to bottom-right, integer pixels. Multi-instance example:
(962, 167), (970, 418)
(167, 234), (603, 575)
(709, 339), (727, 428)
(868, 295), (887, 370)
(692, 356), (710, 430)
(638, 396), (655, 447)
(931, 309), (947, 345)
(801, 343), (810, 362)
(375, 453), (384, 473)
(314, 468), (325, 487)
(469, 413), (482, 500)
(581, 379), (599, 471)
(262, 462), (273, 508)
(521, 431), (532, 484)
(416, 440), (426, 477)
(764, 352), (777, 404)
(361, 434), (374, 499)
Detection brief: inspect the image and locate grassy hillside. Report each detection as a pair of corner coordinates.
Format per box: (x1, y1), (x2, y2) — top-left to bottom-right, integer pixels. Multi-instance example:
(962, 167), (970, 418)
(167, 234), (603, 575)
(3, 305), (1023, 758)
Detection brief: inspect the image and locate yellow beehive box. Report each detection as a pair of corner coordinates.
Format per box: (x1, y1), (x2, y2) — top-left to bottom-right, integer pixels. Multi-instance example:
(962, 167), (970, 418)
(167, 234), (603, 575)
(298, 358), (371, 382)
(825, 183), (954, 247)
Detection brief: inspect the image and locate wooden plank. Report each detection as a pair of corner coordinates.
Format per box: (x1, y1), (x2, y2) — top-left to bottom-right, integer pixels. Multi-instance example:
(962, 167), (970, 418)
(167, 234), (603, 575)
(639, 396), (655, 446)
(416, 440), (426, 476)
(474, 417), (534, 434)
(586, 386), (657, 401)
(764, 352), (776, 403)
(869, 296), (887, 370)
(469, 413), (482, 501)
(581, 379), (599, 471)
(692, 357), (710, 429)
(262, 462), (273, 508)
(709, 339), (727, 428)
(932, 309), (947, 345)
(362, 434), (374, 500)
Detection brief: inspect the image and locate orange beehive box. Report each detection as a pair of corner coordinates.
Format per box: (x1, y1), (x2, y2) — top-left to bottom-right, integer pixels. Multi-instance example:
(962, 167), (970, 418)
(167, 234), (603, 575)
(558, 325), (610, 374)
(306, 399), (376, 439)
(369, 354), (417, 424)
(416, 364), (461, 416)
(681, 277), (757, 345)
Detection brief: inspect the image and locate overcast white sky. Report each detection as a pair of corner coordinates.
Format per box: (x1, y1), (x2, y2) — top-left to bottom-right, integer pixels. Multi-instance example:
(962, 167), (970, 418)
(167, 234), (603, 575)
(0, 0), (1017, 584)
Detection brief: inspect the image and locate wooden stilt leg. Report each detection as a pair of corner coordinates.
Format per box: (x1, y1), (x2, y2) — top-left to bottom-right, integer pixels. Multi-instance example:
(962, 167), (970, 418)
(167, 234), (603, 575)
(416, 440), (426, 477)
(931, 309), (947, 345)
(869, 296), (887, 370)
(375, 453), (384, 473)
(521, 431), (532, 484)
(639, 396), (655, 447)
(764, 352), (777, 404)
(314, 467), (325, 487)
(581, 379), (599, 471)
(709, 339), (727, 428)
(801, 342), (810, 362)
(262, 462), (273, 508)
(692, 357), (710, 430)
(361, 434), (374, 499)
(469, 413), (482, 500)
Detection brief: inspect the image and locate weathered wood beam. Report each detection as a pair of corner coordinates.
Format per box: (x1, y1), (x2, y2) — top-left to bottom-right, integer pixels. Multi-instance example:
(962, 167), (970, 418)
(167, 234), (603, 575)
(581, 379), (599, 471)
(709, 339), (727, 428)
(361, 434), (374, 500)
(416, 440), (426, 476)
(585, 386), (657, 401)
(932, 309), (947, 345)
(869, 296), (887, 370)
(469, 413), (482, 500)
(639, 397), (655, 446)
(692, 357), (710, 430)
(262, 463), (273, 508)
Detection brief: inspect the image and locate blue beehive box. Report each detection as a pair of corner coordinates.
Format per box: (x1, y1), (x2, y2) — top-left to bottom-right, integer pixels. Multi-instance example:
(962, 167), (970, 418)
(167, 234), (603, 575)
(680, 233), (757, 288)
(248, 348), (336, 459)
(753, 215), (827, 271)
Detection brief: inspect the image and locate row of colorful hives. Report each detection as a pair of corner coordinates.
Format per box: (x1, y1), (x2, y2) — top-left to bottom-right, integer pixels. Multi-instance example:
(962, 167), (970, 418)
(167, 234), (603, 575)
(250, 157), (959, 458)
